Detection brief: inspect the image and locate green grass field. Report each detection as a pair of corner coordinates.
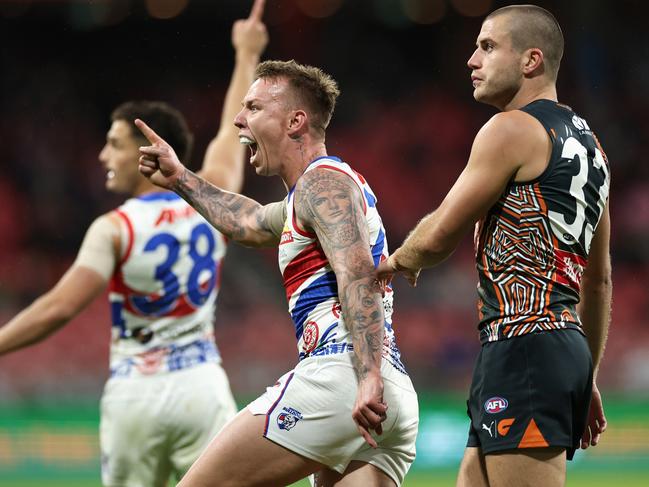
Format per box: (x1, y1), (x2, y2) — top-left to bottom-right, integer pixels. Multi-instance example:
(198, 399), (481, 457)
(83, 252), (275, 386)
(2, 396), (647, 486)
(4, 470), (649, 486)
(287, 470), (649, 487)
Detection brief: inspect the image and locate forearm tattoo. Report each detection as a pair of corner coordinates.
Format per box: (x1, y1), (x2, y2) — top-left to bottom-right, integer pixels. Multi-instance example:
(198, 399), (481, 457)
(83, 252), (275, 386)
(345, 279), (384, 380)
(173, 169), (269, 242)
(296, 169), (384, 379)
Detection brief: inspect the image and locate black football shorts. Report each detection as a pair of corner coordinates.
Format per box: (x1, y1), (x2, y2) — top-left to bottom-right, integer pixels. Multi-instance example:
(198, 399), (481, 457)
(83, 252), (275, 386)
(466, 329), (593, 460)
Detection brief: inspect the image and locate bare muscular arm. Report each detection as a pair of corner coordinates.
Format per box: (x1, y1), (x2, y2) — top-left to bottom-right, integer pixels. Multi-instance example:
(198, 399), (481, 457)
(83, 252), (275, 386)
(0, 216), (112, 355)
(198, 0), (267, 192)
(578, 203), (612, 374)
(136, 119), (283, 247)
(174, 169), (283, 246)
(294, 167), (386, 447)
(380, 111), (546, 282)
(577, 203), (611, 449)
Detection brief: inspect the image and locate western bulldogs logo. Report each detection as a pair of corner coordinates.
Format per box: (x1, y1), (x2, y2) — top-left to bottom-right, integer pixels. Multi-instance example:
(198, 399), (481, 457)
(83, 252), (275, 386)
(277, 407), (303, 431)
(484, 396), (509, 414)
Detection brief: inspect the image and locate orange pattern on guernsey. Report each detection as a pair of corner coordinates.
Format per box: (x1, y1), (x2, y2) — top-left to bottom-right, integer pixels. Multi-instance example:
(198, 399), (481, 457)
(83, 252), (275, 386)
(476, 184), (580, 343)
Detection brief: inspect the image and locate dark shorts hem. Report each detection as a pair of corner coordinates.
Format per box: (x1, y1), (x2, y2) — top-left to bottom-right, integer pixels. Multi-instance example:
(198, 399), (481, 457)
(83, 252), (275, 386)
(473, 441), (578, 461)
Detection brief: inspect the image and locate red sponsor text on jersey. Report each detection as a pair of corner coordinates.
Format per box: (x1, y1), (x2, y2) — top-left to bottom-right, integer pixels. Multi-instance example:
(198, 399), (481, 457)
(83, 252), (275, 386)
(280, 230), (294, 245)
(554, 248), (587, 292)
(155, 206), (197, 226)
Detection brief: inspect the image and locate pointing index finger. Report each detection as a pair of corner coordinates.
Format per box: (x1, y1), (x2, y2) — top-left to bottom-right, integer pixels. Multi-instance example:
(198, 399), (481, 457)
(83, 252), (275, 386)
(134, 119), (163, 144)
(248, 0), (265, 21)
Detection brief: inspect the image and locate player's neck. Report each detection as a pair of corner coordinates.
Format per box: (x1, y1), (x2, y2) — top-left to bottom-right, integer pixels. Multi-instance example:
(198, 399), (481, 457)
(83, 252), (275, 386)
(503, 82), (557, 112)
(132, 179), (170, 198)
(281, 139), (327, 189)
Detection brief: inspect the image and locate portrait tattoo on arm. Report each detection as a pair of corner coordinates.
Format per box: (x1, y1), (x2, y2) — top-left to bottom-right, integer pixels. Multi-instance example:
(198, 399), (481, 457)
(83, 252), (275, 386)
(295, 168), (384, 379)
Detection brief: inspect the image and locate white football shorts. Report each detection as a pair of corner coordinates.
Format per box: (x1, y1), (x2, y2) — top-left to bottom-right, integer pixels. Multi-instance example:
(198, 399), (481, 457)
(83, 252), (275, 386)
(99, 362), (237, 487)
(247, 353), (419, 486)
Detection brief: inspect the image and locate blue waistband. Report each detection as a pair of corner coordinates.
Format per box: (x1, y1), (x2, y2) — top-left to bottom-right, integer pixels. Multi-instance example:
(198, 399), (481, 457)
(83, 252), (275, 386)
(110, 338), (220, 378)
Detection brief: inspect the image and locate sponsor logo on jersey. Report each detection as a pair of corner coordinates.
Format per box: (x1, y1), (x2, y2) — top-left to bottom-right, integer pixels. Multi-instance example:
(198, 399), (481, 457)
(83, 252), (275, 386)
(571, 115), (591, 132)
(302, 321), (319, 353)
(555, 248), (587, 291)
(280, 230), (294, 245)
(130, 326), (154, 344)
(155, 206), (197, 226)
(277, 407), (303, 431)
(332, 302), (341, 318)
(484, 396), (509, 414)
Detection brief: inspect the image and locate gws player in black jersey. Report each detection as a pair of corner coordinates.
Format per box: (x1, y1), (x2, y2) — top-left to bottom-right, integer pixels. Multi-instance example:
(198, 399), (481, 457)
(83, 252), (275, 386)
(379, 5), (611, 487)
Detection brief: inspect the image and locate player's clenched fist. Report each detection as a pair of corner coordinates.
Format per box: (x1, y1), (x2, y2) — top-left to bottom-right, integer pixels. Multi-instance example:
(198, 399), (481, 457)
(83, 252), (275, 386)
(136, 118), (186, 190)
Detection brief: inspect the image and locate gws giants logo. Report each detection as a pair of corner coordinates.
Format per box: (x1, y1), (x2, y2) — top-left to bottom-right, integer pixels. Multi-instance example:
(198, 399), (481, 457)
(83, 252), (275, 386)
(277, 407), (303, 431)
(482, 418), (515, 438)
(484, 396), (509, 414)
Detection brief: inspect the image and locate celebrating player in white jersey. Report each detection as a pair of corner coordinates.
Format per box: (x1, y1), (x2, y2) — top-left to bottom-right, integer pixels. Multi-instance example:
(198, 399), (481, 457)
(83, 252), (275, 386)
(0, 1), (268, 486)
(136, 60), (419, 487)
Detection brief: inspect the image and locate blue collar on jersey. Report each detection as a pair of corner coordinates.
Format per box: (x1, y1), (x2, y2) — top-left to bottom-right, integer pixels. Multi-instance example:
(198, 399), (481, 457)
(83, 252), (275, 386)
(136, 191), (181, 202)
(310, 155), (341, 165)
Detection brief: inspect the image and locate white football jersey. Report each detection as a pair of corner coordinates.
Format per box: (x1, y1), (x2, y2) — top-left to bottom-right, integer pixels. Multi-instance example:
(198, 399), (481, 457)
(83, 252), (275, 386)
(108, 192), (226, 377)
(278, 156), (405, 373)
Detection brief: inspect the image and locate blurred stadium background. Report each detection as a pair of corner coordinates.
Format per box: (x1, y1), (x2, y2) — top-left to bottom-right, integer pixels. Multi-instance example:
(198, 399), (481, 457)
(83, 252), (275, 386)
(1, 0), (647, 485)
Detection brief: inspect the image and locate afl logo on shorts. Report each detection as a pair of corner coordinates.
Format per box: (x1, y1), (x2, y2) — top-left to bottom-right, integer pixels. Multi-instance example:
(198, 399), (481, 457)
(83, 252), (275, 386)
(302, 321), (319, 353)
(484, 397), (509, 414)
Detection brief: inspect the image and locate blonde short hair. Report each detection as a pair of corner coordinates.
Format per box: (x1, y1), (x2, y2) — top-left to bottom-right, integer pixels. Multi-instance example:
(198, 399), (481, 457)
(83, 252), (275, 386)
(255, 60), (341, 135)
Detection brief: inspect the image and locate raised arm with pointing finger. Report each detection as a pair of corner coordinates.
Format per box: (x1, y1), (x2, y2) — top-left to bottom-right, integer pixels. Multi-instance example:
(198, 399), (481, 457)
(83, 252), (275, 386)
(200, 0), (267, 191)
(137, 118), (285, 247)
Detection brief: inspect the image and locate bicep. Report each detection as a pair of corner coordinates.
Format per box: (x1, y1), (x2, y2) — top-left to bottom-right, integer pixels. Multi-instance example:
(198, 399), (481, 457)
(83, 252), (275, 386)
(432, 117), (524, 241)
(47, 265), (108, 316)
(73, 215), (119, 281)
(235, 199), (286, 247)
(295, 169), (374, 281)
(259, 200), (287, 239)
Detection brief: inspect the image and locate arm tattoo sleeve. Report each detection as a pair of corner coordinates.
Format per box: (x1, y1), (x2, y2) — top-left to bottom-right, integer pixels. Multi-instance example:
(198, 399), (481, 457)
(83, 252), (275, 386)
(172, 169), (278, 246)
(295, 169), (384, 379)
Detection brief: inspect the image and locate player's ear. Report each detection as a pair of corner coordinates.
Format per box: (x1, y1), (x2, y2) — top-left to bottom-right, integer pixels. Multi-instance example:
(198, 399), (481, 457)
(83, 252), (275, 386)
(522, 47), (544, 75)
(287, 110), (308, 138)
